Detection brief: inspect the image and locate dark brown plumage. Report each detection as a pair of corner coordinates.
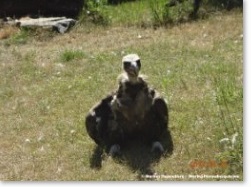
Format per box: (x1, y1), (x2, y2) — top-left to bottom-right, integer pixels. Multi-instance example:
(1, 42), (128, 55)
(85, 54), (173, 156)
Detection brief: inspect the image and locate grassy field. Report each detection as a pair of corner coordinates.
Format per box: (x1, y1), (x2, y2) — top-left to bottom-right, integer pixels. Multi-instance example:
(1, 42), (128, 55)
(0, 1), (243, 181)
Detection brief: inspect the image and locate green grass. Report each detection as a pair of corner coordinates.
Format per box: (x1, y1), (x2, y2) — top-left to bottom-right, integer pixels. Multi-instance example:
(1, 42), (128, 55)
(80, 0), (210, 27)
(60, 50), (86, 62)
(105, 0), (154, 26)
(0, 3), (243, 181)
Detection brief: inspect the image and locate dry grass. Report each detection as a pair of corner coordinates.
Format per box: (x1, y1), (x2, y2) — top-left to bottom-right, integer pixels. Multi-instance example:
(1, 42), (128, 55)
(0, 25), (19, 40)
(0, 9), (243, 181)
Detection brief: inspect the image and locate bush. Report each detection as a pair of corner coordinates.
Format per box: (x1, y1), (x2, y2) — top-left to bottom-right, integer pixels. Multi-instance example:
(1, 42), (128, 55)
(79, 0), (110, 25)
(149, 0), (242, 27)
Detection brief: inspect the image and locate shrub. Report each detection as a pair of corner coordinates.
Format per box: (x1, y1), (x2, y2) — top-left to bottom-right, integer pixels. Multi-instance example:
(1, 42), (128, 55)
(79, 0), (110, 25)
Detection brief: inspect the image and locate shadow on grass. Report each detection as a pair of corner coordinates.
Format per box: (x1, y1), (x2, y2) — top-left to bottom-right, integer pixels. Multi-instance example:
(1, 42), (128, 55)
(89, 130), (173, 177)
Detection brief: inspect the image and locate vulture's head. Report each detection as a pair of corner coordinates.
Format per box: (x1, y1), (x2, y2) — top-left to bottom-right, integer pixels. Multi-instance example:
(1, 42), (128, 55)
(122, 54), (141, 79)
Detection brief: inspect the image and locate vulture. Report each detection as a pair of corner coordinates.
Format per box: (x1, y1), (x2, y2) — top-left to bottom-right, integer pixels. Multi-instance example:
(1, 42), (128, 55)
(85, 54), (172, 156)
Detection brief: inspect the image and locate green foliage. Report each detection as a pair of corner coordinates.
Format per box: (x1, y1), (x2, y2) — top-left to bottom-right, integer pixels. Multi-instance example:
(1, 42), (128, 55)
(149, 0), (165, 26)
(103, 0), (151, 27)
(79, 0), (110, 25)
(77, 0), (243, 28)
(149, 0), (194, 26)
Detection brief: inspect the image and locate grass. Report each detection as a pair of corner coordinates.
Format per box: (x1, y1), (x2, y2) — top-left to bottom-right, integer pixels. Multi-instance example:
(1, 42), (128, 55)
(0, 25), (19, 40)
(105, 0), (154, 26)
(60, 50), (86, 62)
(0, 2), (243, 181)
(80, 0), (208, 27)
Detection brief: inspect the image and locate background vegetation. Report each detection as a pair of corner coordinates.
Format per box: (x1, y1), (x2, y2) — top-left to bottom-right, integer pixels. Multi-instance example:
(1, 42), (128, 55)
(0, 0), (243, 181)
(80, 0), (243, 26)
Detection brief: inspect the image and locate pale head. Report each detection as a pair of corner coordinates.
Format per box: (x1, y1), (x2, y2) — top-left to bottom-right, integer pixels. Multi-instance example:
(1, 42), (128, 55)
(122, 54), (141, 78)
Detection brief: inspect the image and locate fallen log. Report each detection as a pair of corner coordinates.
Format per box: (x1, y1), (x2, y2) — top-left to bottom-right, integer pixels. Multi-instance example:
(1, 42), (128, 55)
(14, 17), (76, 33)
